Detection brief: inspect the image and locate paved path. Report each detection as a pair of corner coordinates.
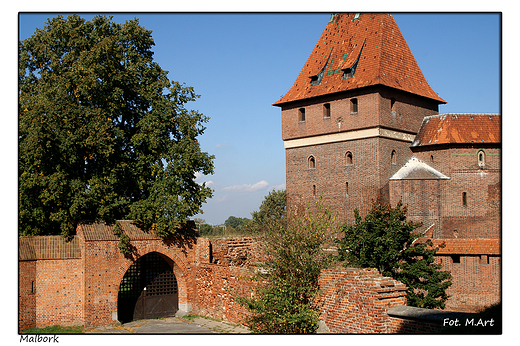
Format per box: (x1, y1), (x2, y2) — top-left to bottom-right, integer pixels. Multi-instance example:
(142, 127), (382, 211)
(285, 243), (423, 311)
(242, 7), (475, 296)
(85, 316), (249, 334)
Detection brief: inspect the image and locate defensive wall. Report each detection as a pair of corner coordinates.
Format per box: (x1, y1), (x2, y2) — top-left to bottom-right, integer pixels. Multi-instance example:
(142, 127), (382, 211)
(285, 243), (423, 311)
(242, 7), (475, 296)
(19, 228), (499, 333)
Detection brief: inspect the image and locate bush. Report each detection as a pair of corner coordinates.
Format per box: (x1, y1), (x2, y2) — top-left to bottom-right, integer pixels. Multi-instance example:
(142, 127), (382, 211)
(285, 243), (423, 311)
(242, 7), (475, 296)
(235, 198), (339, 333)
(336, 198), (452, 309)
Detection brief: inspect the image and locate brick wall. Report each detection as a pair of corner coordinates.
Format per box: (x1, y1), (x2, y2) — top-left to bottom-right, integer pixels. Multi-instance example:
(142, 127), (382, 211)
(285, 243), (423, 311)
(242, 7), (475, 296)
(435, 254), (501, 312)
(318, 268), (408, 333)
(18, 260), (37, 332)
(192, 264), (255, 324)
(19, 259), (84, 331)
(20, 233), (494, 333)
(281, 87), (438, 141)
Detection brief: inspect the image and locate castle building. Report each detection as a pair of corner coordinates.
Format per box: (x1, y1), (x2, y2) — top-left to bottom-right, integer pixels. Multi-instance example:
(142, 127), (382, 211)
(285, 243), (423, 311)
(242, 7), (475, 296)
(273, 13), (500, 312)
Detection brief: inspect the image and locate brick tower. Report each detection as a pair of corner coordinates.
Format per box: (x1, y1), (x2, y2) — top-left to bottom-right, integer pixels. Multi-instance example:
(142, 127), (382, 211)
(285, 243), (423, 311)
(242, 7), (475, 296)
(274, 13), (446, 223)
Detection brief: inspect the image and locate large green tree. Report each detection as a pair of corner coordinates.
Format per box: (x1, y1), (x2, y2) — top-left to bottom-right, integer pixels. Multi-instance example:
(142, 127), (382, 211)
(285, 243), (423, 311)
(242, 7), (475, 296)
(19, 15), (214, 238)
(336, 199), (452, 309)
(244, 189), (286, 234)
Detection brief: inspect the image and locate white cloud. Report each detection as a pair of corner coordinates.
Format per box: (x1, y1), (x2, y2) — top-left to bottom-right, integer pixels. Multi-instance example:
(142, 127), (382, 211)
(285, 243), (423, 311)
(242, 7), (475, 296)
(222, 180), (269, 193)
(215, 142), (230, 148)
(194, 172), (215, 188)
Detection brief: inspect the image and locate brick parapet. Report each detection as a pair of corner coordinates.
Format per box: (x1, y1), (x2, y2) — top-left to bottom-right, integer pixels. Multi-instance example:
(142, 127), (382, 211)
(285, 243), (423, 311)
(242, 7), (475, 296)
(318, 268), (408, 333)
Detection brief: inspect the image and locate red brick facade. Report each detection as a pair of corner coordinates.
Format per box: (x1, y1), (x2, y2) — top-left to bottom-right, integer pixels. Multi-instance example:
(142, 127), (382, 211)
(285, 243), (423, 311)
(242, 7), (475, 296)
(275, 13), (501, 313)
(20, 232), (460, 333)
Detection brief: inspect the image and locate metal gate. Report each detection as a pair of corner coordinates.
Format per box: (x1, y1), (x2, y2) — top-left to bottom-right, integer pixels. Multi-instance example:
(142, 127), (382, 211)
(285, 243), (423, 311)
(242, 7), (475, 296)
(117, 252), (178, 323)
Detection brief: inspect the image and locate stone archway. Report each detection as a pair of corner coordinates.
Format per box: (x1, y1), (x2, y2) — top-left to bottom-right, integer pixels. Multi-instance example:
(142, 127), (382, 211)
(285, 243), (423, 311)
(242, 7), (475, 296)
(117, 252), (179, 323)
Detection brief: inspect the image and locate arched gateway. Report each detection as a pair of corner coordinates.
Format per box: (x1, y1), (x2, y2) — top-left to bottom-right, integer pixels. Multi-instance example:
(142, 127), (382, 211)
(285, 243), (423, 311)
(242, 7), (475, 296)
(18, 220), (204, 330)
(117, 252), (179, 323)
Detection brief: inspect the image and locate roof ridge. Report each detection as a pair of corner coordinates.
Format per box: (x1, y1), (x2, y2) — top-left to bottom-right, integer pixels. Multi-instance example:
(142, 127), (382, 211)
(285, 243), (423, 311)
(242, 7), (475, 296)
(274, 13), (446, 106)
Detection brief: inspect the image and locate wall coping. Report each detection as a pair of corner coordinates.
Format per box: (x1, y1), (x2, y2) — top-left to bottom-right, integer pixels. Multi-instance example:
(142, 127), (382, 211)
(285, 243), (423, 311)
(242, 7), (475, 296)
(387, 305), (473, 323)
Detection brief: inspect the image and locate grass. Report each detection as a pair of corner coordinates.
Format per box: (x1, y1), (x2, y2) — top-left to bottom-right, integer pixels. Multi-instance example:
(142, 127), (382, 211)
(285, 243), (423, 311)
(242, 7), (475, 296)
(22, 325), (84, 334)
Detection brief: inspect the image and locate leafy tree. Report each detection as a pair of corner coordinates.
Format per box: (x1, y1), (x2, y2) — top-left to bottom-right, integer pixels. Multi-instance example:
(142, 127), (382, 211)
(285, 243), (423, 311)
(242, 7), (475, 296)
(336, 199), (452, 309)
(19, 15), (214, 238)
(224, 216), (248, 230)
(245, 189), (286, 234)
(236, 198), (339, 333)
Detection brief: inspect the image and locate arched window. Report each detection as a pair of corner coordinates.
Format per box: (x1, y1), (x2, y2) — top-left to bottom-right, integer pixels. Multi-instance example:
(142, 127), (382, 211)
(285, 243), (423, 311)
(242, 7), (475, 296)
(391, 150), (397, 165)
(345, 151), (353, 165)
(478, 150), (485, 168)
(308, 156), (316, 169)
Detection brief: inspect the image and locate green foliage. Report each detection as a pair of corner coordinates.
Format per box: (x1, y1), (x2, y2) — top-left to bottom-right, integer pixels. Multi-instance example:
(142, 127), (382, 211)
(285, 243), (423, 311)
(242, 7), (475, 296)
(236, 198), (338, 334)
(244, 189), (286, 234)
(336, 199), (452, 309)
(113, 221), (133, 256)
(19, 15), (214, 238)
(224, 216), (250, 232)
(23, 325), (84, 334)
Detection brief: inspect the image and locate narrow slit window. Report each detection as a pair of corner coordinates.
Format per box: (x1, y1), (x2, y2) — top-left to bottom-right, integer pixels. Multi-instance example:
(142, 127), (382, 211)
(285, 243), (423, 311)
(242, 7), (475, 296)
(391, 150), (397, 165)
(345, 182), (349, 198)
(462, 192), (467, 206)
(350, 98), (358, 114)
(312, 184), (317, 198)
(298, 108), (306, 122)
(323, 103), (331, 118)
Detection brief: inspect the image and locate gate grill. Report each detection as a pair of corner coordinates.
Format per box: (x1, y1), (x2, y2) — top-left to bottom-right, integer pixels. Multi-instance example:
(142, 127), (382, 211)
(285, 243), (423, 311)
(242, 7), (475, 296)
(118, 253), (178, 323)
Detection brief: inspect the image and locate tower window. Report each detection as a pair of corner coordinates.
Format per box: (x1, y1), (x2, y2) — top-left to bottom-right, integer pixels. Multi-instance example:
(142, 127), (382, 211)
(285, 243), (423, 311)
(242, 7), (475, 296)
(298, 108), (306, 122)
(478, 150), (485, 168)
(345, 151), (353, 165)
(350, 98), (358, 114)
(308, 156), (316, 169)
(344, 67), (353, 79)
(345, 182), (349, 198)
(391, 97), (397, 117)
(391, 150), (397, 165)
(323, 103), (331, 118)
(462, 192), (467, 206)
(312, 184), (317, 198)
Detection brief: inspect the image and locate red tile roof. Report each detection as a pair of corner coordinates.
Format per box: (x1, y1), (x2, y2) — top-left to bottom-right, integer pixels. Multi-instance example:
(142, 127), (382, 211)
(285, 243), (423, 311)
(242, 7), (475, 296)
(273, 13), (445, 106)
(78, 220), (161, 241)
(19, 235), (81, 260)
(412, 113), (501, 147)
(431, 239), (500, 255)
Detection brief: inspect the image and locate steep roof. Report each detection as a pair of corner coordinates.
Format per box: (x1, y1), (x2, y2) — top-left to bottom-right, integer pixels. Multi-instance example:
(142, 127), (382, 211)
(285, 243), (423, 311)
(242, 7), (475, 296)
(390, 157), (449, 180)
(273, 13), (445, 106)
(411, 113), (501, 147)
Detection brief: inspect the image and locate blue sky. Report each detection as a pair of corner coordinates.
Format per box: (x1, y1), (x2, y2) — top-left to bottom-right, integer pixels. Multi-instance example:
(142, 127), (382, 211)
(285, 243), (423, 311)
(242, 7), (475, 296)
(18, 12), (501, 225)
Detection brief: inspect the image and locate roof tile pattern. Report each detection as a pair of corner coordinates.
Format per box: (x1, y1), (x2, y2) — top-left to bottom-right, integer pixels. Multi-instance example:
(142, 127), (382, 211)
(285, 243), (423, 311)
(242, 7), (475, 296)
(432, 239), (500, 255)
(79, 220), (160, 241)
(274, 13), (445, 106)
(412, 113), (501, 147)
(19, 235), (81, 260)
